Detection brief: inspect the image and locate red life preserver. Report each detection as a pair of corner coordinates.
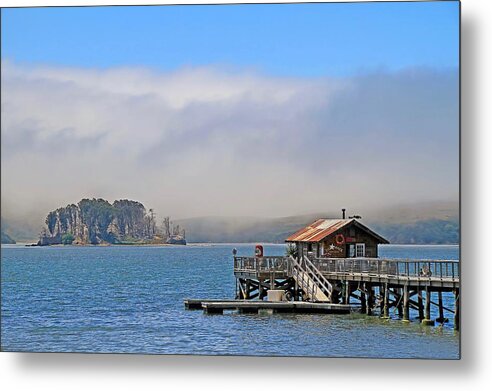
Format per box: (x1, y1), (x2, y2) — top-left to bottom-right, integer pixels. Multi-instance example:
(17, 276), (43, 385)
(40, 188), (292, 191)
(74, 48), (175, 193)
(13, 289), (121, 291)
(335, 234), (345, 245)
(255, 245), (264, 258)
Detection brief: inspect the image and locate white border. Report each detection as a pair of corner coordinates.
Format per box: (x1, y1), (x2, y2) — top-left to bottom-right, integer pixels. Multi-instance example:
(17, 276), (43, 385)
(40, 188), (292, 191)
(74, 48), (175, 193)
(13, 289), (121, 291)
(1, 0), (492, 390)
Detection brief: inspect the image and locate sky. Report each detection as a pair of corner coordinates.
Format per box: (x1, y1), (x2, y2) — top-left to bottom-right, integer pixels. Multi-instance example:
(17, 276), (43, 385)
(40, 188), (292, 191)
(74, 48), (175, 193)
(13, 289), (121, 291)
(2, 2), (458, 77)
(1, 1), (460, 230)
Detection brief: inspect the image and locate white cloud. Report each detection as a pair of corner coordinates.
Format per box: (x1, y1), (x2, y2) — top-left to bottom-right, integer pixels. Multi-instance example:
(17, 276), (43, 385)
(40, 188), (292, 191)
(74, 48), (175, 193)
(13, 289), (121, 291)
(1, 61), (458, 225)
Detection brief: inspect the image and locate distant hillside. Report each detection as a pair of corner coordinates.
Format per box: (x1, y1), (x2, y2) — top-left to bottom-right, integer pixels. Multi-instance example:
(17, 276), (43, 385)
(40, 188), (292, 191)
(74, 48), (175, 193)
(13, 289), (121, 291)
(1, 218), (17, 244)
(1, 229), (16, 244)
(369, 219), (459, 244)
(177, 202), (459, 244)
(175, 214), (322, 243)
(2, 200), (459, 245)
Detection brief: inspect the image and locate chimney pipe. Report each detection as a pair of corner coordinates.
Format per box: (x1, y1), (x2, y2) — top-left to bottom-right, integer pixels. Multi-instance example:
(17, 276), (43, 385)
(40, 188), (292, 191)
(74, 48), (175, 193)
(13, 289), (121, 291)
(342, 208), (346, 219)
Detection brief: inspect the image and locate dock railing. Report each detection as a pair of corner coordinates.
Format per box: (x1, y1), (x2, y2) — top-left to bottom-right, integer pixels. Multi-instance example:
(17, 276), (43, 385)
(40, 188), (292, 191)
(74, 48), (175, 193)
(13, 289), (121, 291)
(311, 258), (459, 281)
(234, 256), (459, 281)
(234, 256), (290, 274)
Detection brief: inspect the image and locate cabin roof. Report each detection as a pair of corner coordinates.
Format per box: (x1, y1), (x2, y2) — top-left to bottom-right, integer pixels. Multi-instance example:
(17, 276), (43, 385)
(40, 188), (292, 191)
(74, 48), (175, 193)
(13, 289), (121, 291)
(285, 218), (390, 244)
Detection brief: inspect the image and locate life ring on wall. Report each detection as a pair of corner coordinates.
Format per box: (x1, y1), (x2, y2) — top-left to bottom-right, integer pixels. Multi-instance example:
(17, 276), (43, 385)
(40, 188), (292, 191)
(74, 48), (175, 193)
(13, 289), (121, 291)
(335, 234), (345, 245)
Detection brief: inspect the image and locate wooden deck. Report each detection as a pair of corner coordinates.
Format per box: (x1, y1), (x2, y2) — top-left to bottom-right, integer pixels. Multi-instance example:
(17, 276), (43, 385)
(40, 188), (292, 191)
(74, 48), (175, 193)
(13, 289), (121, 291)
(233, 255), (460, 330)
(234, 256), (459, 289)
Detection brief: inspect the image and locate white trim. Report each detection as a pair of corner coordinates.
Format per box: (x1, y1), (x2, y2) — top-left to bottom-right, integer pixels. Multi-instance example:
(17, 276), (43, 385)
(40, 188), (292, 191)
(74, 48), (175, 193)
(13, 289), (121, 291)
(355, 243), (365, 257)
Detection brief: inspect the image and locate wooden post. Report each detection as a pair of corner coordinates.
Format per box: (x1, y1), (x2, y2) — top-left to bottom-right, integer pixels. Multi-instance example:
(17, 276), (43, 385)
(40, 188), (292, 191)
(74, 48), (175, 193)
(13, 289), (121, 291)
(258, 278), (264, 300)
(396, 288), (403, 318)
(360, 285), (367, 314)
(245, 279), (251, 300)
(417, 289), (424, 320)
(454, 289), (460, 331)
(379, 285), (384, 315)
(425, 287), (431, 319)
(344, 281), (351, 305)
(382, 283), (389, 318)
(238, 279), (244, 299)
(366, 283), (373, 315)
(437, 291), (445, 323)
(402, 284), (410, 322)
(422, 286), (435, 326)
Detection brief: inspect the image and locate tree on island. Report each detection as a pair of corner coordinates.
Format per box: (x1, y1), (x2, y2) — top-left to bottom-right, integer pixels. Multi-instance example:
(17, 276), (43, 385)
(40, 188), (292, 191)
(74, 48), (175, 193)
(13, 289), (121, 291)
(61, 233), (75, 245)
(38, 198), (186, 245)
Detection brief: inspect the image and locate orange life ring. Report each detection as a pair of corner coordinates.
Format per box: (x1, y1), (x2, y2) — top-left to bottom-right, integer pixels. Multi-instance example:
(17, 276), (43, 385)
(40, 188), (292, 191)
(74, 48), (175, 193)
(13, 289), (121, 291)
(335, 234), (345, 245)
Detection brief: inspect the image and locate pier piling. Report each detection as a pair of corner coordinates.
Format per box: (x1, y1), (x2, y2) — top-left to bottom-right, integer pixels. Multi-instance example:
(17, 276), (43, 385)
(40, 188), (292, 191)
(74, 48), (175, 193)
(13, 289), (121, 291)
(382, 283), (389, 318)
(422, 286), (435, 326)
(417, 289), (424, 320)
(403, 284), (410, 322)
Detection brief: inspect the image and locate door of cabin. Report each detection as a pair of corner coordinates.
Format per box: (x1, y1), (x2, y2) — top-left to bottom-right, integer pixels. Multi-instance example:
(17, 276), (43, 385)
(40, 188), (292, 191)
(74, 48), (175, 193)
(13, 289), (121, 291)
(347, 244), (355, 257)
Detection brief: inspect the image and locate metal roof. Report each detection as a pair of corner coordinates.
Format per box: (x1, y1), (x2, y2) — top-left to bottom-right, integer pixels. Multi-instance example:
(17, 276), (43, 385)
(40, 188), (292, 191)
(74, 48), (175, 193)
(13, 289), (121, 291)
(285, 218), (389, 244)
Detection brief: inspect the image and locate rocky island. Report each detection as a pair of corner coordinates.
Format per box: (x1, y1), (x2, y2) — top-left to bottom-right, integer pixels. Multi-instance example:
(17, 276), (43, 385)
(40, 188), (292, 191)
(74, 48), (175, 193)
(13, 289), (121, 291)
(37, 198), (186, 246)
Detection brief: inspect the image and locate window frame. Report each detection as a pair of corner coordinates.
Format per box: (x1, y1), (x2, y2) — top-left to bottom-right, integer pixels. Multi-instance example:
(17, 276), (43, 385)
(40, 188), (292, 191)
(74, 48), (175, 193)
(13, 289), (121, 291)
(355, 243), (366, 258)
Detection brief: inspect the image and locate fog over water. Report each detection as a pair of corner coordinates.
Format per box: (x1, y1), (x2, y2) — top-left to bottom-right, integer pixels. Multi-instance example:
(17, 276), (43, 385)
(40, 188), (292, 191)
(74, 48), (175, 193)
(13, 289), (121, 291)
(1, 61), (458, 229)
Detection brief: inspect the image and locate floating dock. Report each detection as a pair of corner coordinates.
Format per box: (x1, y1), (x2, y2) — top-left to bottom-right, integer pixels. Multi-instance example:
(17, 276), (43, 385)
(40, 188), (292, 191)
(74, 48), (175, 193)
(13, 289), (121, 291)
(184, 299), (352, 314)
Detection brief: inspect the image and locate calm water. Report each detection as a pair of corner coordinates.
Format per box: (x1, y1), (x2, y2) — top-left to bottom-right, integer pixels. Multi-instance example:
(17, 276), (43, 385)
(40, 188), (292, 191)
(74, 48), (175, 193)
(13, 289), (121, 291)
(1, 244), (459, 358)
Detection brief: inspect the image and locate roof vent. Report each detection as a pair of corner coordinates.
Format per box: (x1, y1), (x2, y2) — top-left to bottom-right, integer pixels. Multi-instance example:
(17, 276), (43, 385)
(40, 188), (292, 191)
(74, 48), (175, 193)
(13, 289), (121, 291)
(342, 208), (346, 219)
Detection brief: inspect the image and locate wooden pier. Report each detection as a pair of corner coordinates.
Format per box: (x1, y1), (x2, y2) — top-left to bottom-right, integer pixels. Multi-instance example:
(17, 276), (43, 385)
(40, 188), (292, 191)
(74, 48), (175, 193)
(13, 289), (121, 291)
(232, 255), (460, 330)
(184, 218), (460, 329)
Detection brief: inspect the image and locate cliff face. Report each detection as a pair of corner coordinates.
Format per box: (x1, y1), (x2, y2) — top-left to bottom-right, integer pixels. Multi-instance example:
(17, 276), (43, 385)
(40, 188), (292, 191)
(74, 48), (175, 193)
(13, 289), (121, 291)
(40, 198), (159, 245)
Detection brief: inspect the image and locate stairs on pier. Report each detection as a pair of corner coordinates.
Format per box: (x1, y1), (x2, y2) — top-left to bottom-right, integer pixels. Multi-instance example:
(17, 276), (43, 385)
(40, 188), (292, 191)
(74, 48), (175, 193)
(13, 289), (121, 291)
(290, 256), (333, 302)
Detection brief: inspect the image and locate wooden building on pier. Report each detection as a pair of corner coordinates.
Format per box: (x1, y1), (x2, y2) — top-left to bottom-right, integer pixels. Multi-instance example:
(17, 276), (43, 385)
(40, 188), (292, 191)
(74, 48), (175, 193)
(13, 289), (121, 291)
(188, 212), (460, 330)
(286, 218), (389, 259)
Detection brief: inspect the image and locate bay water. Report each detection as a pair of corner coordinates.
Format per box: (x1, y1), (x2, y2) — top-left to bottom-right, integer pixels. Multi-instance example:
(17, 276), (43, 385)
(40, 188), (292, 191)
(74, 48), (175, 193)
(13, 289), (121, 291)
(1, 244), (459, 358)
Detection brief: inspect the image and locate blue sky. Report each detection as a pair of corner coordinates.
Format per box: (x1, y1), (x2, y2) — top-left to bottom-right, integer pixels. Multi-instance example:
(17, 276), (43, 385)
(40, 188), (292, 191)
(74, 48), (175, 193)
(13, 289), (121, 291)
(2, 1), (459, 77)
(1, 2), (459, 222)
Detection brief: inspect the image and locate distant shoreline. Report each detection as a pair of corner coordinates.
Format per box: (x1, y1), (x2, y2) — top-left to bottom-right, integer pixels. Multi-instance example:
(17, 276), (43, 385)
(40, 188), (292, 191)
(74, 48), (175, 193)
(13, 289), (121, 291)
(1, 242), (459, 248)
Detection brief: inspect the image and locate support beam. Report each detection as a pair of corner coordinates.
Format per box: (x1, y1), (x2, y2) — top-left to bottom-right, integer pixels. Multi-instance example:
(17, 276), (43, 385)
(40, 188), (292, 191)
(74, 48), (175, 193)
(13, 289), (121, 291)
(436, 291), (447, 324)
(382, 283), (389, 318)
(245, 279), (251, 300)
(379, 285), (384, 315)
(403, 284), (410, 322)
(344, 282), (351, 305)
(396, 288), (403, 318)
(258, 278), (265, 300)
(360, 285), (367, 314)
(366, 283), (373, 316)
(422, 286), (435, 326)
(417, 289), (424, 320)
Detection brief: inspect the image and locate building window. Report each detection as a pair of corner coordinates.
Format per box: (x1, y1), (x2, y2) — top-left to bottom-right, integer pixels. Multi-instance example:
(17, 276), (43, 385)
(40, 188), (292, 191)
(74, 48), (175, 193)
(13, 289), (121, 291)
(356, 243), (365, 257)
(348, 244), (355, 257)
